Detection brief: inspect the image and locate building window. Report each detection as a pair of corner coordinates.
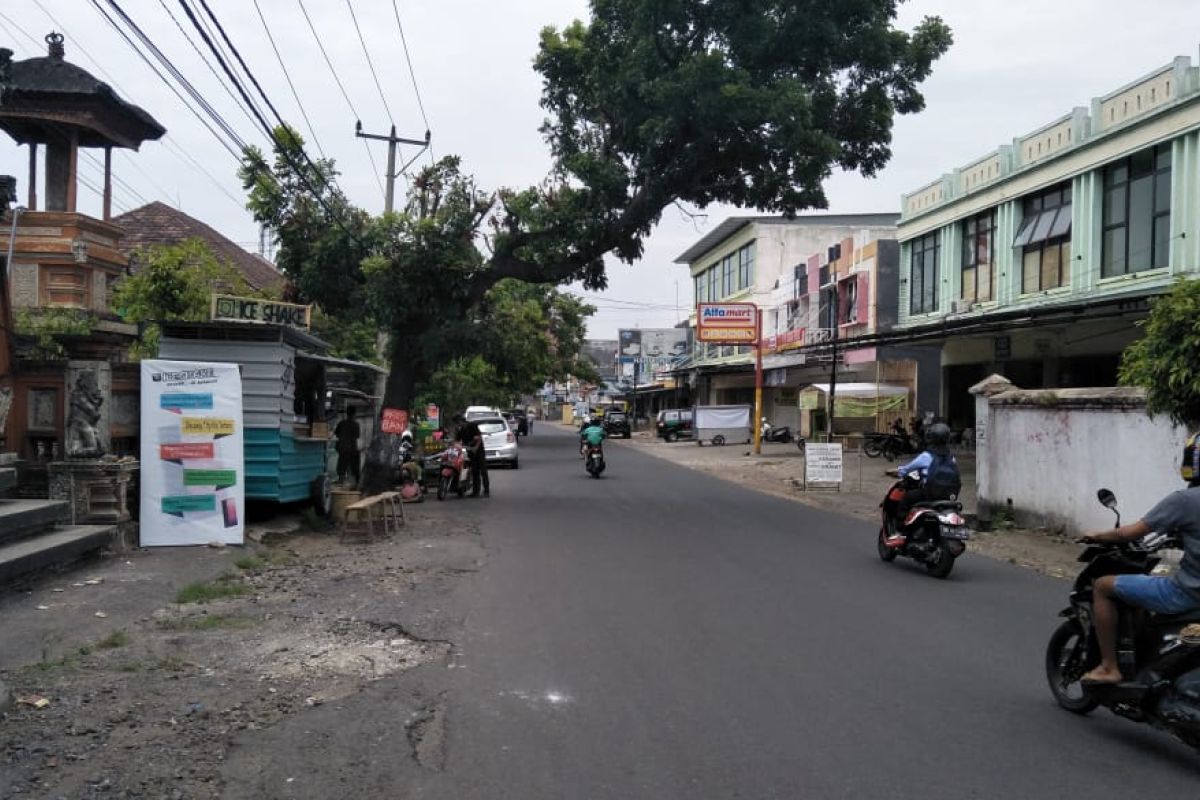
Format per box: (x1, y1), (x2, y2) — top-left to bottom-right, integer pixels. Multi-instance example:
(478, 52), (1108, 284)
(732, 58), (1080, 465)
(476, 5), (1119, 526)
(721, 254), (734, 297)
(909, 232), (939, 315)
(1014, 182), (1072, 292)
(737, 243), (754, 290)
(694, 273), (706, 305)
(1102, 144), (1171, 277)
(960, 210), (995, 302)
(841, 278), (858, 324)
(707, 264), (718, 302)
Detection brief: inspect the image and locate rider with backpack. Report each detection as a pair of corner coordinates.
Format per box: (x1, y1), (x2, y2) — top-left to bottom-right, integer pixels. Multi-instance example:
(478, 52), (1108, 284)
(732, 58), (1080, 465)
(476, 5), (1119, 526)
(884, 422), (961, 547)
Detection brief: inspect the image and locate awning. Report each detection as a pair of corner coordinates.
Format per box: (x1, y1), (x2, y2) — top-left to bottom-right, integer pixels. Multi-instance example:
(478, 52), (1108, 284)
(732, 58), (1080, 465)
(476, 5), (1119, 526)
(297, 353), (388, 374)
(1013, 204), (1072, 248)
(808, 382), (908, 397)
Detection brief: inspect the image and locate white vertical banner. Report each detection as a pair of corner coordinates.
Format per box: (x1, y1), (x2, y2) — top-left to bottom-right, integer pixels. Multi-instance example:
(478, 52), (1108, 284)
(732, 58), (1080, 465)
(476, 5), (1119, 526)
(140, 360), (245, 546)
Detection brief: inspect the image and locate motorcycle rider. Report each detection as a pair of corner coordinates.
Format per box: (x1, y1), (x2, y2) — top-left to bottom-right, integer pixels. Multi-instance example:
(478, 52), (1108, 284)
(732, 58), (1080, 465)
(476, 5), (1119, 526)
(580, 416), (607, 459)
(1077, 433), (1200, 684)
(883, 422), (961, 547)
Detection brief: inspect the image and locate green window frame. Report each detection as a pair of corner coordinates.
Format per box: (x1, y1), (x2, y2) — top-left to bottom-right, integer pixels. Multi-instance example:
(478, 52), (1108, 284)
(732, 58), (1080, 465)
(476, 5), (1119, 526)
(1102, 144), (1171, 277)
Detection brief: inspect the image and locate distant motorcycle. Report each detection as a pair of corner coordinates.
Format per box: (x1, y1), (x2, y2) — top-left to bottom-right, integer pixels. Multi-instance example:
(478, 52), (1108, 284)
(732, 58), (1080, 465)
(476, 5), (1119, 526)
(436, 443), (472, 500)
(584, 444), (606, 478)
(877, 472), (970, 578)
(760, 418), (794, 444)
(1045, 488), (1200, 751)
(864, 420), (923, 460)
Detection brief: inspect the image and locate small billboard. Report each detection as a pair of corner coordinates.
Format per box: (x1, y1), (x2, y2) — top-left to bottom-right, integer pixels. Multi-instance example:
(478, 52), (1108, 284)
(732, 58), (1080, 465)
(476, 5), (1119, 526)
(697, 303), (758, 343)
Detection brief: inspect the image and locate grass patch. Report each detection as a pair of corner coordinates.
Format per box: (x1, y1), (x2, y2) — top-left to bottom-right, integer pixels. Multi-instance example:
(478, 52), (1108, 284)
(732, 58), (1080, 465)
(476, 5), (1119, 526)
(301, 507), (331, 532)
(118, 661), (145, 672)
(154, 656), (187, 672)
(175, 575), (250, 604)
(160, 614), (255, 631)
(95, 630), (129, 650)
(234, 555), (265, 570)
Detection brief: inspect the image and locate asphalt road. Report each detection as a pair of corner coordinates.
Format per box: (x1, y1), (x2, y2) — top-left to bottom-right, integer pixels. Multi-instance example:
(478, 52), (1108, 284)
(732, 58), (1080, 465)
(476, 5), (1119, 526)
(230, 426), (1200, 797)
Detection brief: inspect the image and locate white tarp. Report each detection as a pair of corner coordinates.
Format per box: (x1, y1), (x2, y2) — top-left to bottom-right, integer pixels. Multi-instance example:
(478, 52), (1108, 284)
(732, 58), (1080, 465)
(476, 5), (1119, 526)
(140, 360), (245, 546)
(694, 405), (751, 430)
(809, 383), (908, 398)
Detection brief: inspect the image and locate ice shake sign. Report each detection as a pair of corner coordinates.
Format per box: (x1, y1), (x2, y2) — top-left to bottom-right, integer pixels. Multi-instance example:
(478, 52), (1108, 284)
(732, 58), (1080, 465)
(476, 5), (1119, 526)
(697, 303), (759, 343)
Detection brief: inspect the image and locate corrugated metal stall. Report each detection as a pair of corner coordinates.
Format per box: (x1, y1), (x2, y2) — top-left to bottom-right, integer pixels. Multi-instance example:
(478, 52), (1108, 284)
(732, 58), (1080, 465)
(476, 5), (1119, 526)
(158, 323), (334, 505)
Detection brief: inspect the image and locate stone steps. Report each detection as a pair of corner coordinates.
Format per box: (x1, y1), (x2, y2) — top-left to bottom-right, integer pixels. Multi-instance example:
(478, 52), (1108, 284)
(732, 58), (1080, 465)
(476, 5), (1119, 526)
(0, 524), (114, 585)
(0, 499), (69, 546)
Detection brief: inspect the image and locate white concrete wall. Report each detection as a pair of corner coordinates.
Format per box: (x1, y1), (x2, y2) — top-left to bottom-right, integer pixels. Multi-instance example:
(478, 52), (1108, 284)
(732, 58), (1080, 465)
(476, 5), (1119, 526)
(982, 401), (1187, 533)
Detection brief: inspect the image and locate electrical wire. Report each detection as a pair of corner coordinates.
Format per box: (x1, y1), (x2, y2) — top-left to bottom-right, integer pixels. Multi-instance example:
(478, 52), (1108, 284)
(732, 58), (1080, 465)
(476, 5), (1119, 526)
(250, 0), (326, 160)
(27, 0), (248, 211)
(344, 0), (395, 124)
(294, 0), (386, 200)
(390, 0), (434, 164)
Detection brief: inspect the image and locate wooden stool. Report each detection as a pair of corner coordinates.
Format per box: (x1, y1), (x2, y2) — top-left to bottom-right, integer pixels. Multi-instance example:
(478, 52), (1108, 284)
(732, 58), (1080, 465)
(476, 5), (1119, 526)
(342, 493), (386, 541)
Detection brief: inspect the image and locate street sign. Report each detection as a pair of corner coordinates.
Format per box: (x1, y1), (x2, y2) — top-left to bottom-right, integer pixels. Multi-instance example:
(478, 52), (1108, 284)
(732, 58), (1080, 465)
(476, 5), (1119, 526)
(697, 303), (758, 343)
(381, 408), (409, 434)
(804, 443), (843, 485)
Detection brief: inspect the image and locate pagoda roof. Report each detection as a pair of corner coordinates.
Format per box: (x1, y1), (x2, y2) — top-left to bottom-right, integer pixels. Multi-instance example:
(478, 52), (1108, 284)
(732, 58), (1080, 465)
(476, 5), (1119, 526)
(0, 35), (165, 149)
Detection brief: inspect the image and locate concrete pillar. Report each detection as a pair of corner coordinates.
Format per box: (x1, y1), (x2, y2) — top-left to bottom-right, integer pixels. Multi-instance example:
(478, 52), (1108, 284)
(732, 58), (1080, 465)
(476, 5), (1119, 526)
(969, 374), (1015, 525)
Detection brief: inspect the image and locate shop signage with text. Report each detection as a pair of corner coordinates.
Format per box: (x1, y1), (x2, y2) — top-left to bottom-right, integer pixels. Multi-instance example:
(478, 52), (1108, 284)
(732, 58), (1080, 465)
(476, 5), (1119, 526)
(697, 303), (758, 343)
(211, 294), (313, 330)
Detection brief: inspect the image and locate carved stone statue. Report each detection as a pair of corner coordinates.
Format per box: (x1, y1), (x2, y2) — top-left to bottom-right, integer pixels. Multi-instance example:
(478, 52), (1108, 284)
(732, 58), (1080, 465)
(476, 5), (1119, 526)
(66, 370), (105, 458)
(0, 385), (11, 441)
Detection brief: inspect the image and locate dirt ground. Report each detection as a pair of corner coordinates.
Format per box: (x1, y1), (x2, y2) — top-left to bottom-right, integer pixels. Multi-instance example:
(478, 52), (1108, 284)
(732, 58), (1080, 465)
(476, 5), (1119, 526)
(0, 505), (481, 799)
(607, 427), (1084, 580)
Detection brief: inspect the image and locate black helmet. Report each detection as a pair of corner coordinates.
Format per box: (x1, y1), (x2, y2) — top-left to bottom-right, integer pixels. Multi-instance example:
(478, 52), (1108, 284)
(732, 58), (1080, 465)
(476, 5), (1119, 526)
(1182, 432), (1200, 485)
(925, 422), (951, 448)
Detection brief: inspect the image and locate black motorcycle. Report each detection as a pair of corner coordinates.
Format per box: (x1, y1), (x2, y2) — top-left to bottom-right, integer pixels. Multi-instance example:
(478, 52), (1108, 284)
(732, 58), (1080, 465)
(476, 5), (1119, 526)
(864, 420), (923, 460)
(760, 420), (794, 444)
(876, 472), (970, 578)
(584, 444), (606, 478)
(1045, 488), (1200, 750)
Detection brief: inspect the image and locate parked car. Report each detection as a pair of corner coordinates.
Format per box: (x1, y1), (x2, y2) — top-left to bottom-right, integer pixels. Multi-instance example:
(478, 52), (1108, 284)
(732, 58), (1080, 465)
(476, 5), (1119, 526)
(466, 405), (500, 420)
(507, 408), (529, 436)
(655, 408), (694, 442)
(604, 410), (632, 439)
(502, 411), (518, 434)
(476, 416), (519, 468)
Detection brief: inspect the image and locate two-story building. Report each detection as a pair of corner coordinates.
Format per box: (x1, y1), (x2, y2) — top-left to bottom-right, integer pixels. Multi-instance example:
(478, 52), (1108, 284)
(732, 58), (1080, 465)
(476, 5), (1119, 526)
(895, 51), (1200, 429)
(674, 214), (922, 434)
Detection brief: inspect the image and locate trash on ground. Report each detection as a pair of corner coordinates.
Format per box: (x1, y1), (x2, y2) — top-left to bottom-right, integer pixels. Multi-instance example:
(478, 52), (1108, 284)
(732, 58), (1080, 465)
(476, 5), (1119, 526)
(17, 695), (50, 709)
(35, 605), (50, 611)
(94, 611), (108, 618)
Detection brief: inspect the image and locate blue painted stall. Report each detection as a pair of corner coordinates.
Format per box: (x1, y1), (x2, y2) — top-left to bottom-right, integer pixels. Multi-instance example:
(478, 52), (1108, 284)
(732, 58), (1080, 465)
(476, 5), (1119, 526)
(158, 322), (383, 508)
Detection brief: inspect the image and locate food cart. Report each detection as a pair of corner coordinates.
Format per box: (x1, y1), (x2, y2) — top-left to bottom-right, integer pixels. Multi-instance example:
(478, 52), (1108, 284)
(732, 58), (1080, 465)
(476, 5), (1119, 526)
(694, 404), (752, 446)
(157, 321), (385, 514)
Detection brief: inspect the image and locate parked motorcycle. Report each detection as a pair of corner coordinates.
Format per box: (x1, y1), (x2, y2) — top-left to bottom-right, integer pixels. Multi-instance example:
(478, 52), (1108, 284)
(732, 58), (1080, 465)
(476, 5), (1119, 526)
(1044, 488), (1200, 750)
(435, 443), (472, 500)
(864, 420), (924, 460)
(760, 418), (794, 444)
(584, 444), (606, 478)
(876, 472), (970, 578)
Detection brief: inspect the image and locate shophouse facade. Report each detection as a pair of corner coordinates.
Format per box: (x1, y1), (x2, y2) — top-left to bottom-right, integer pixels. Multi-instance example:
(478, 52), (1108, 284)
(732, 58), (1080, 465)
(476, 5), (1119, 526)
(896, 52), (1200, 428)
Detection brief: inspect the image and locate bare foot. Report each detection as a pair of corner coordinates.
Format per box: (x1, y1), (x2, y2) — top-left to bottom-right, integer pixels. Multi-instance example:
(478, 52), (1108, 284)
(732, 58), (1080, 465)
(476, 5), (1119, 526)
(1081, 666), (1122, 684)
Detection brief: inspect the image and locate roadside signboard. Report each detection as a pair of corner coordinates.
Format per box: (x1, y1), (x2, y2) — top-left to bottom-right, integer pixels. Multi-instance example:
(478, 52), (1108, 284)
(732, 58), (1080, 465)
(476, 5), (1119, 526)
(211, 294), (312, 330)
(425, 403), (440, 426)
(381, 408), (409, 434)
(804, 442), (843, 485)
(140, 360), (245, 546)
(697, 303), (758, 343)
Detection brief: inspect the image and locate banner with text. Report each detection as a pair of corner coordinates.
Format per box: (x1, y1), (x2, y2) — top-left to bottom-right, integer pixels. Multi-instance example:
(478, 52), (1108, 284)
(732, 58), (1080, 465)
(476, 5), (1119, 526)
(140, 360), (245, 546)
(697, 303), (758, 343)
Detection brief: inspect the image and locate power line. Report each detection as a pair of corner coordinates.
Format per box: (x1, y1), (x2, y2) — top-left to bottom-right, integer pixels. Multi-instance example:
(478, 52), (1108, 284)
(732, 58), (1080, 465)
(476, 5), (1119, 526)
(26, 0), (248, 211)
(294, 0), (386, 201)
(390, 0), (434, 164)
(345, 0), (395, 124)
(154, 0), (259, 135)
(250, 0), (326, 160)
(89, 0), (244, 160)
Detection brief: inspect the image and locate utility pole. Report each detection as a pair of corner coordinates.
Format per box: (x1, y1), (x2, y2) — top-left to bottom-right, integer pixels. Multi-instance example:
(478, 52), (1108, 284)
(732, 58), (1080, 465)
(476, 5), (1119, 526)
(355, 122), (430, 214)
(827, 281), (839, 440)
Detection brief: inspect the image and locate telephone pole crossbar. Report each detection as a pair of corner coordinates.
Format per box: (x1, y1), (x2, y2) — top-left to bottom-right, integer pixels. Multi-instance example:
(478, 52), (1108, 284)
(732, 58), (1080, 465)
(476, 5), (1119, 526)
(354, 123), (430, 213)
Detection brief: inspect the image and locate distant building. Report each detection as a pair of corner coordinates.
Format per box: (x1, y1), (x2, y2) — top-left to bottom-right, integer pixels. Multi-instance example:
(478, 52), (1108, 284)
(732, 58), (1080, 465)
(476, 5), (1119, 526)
(113, 201), (285, 294)
(895, 50), (1200, 428)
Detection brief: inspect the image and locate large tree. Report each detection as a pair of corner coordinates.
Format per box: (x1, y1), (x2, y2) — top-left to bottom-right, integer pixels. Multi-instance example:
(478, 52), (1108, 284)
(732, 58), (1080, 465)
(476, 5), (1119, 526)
(1120, 278), (1200, 427)
(242, 1), (952, 491)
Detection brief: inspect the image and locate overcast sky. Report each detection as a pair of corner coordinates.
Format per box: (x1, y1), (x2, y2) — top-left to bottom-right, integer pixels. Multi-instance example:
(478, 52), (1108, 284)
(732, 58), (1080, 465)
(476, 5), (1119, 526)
(2, 1), (1197, 338)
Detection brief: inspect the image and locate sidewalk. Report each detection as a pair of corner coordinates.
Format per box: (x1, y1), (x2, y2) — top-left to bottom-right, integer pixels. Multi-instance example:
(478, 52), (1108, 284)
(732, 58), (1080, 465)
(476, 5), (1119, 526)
(606, 428), (1081, 579)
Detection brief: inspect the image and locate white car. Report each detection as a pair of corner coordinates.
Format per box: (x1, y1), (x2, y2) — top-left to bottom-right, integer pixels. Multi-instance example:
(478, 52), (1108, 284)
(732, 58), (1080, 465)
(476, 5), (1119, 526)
(475, 416), (519, 469)
(465, 405), (500, 420)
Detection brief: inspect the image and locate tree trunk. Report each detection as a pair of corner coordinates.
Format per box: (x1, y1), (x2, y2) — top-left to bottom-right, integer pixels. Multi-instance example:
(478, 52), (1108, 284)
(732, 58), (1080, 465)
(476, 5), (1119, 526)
(359, 333), (422, 495)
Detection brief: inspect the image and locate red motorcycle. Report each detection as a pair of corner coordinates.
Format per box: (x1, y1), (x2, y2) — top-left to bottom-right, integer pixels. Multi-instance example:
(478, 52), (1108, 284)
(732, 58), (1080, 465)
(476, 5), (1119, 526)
(436, 443), (472, 501)
(877, 472), (970, 578)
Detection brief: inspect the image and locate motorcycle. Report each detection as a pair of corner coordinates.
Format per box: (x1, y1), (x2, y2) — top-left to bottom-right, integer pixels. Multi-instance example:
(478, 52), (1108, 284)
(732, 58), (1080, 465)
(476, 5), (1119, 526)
(876, 472), (970, 578)
(435, 442), (472, 500)
(760, 418), (794, 444)
(1044, 488), (1200, 750)
(584, 444), (606, 478)
(864, 419), (923, 460)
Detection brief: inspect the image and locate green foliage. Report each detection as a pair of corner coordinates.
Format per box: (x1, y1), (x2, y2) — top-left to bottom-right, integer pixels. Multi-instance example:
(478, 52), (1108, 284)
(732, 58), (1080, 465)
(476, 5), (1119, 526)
(174, 574), (249, 604)
(1120, 278), (1200, 426)
(13, 307), (95, 357)
(418, 356), (510, 419)
(94, 630), (129, 649)
(238, 4), (950, 414)
(112, 238), (258, 358)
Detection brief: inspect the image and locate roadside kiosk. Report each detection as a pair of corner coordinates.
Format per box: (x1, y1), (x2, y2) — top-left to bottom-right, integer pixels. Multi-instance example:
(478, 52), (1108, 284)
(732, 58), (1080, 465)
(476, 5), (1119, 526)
(157, 317), (385, 514)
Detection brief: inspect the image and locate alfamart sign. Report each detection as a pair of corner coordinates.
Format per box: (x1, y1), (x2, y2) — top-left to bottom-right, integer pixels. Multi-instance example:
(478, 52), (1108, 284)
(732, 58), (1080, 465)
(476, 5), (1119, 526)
(697, 303), (758, 343)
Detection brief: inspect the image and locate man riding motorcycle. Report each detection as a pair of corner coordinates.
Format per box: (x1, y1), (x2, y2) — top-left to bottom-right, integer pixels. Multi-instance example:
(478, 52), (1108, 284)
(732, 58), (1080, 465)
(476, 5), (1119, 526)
(1076, 432), (1200, 684)
(883, 422), (961, 548)
(580, 416), (607, 456)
